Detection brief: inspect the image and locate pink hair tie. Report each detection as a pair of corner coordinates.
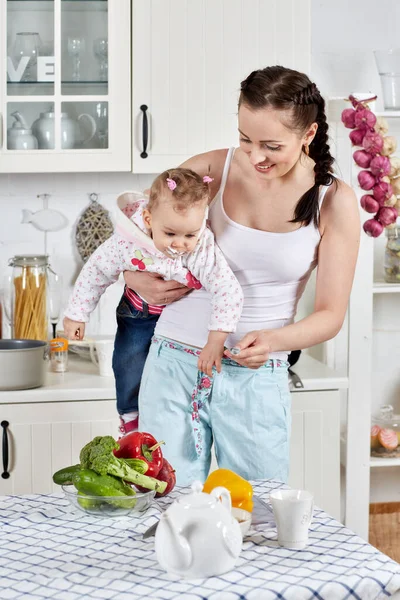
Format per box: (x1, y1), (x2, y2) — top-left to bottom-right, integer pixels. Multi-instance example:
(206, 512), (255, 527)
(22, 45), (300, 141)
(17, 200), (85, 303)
(203, 175), (214, 183)
(166, 178), (177, 191)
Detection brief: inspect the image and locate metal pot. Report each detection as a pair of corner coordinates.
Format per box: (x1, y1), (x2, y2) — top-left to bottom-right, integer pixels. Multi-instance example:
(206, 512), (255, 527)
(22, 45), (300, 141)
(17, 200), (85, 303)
(0, 340), (48, 391)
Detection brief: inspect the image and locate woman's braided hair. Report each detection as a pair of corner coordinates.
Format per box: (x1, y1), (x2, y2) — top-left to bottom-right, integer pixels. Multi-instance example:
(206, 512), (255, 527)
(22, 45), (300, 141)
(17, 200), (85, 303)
(239, 66), (336, 227)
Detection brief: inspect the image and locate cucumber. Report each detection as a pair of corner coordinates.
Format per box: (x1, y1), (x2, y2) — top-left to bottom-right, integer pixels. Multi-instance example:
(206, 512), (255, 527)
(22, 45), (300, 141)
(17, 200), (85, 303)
(53, 464), (81, 486)
(72, 469), (136, 508)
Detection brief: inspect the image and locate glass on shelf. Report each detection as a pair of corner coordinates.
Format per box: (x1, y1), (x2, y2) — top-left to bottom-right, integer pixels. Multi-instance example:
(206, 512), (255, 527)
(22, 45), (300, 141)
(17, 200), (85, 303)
(95, 101), (108, 148)
(371, 405), (400, 458)
(93, 37), (108, 82)
(48, 269), (63, 339)
(374, 49), (400, 110)
(7, 1), (55, 96)
(11, 32), (41, 82)
(68, 36), (85, 82)
(61, 0), (108, 94)
(384, 223), (400, 283)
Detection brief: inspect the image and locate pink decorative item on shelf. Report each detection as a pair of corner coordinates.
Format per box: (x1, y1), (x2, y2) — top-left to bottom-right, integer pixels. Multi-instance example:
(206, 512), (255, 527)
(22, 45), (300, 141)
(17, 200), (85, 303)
(342, 94), (400, 237)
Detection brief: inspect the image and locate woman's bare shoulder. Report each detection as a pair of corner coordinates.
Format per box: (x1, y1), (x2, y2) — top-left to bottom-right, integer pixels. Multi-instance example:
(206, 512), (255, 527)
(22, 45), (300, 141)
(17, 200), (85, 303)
(180, 149), (229, 173)
(324, 178), (357, 211)
(180, 149), (230, 198)
(320, 178), (359, 233)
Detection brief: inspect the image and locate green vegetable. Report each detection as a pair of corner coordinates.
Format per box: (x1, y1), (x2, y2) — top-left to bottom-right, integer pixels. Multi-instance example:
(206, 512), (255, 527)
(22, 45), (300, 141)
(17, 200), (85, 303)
(73, 469), (137, 508)
(53, 464), (81, 486)
(77, 493), (100, 510)
(79, 436), (167, 494)
(123, 458), (149, 475)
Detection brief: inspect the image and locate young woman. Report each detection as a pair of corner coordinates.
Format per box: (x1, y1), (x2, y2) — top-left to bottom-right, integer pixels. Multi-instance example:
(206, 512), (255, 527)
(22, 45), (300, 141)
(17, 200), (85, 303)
(124, 65), (360, 485)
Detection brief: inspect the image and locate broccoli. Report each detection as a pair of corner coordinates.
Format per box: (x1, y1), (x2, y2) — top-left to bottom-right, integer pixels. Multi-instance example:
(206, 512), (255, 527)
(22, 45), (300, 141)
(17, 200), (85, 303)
(79, 436), (167, 494)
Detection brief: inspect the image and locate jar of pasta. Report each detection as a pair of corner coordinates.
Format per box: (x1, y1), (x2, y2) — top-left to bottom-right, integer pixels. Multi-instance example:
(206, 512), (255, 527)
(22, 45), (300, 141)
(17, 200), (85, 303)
(8, 255), (49, 341)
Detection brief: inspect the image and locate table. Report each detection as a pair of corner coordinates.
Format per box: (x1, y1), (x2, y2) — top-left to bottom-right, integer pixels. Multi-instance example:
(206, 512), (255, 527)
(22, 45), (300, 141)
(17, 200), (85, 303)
(1, 480), (399, 600)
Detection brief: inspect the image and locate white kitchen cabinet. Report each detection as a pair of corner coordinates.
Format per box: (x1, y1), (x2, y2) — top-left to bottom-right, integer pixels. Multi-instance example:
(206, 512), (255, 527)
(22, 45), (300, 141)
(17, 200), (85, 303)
(0, 0), (131, 173)
(289, 390), (340, 521)
(0, 400), (119, 495)
(132, 0), (311, 173)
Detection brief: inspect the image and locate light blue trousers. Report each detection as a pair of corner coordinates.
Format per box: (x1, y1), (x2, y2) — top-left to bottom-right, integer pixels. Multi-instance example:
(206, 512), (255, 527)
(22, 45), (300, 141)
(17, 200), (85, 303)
(139, 336), (291, 486)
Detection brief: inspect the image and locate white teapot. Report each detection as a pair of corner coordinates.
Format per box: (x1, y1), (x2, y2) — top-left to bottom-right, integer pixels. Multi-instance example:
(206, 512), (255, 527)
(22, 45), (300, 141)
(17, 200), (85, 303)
(155, 481), (242, 579)
(31, 110), (96, 149)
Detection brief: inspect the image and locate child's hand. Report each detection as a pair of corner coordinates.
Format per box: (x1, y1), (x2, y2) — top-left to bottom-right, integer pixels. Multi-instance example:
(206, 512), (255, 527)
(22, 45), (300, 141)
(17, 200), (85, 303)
(198, 331), (227, 377)
(63, 316), (85, 340)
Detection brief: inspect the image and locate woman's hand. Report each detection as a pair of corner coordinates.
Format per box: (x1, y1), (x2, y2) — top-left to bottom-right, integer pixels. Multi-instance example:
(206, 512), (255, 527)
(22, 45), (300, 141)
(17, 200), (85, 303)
(224, 330), (272, 369)
(123, 270), (190, 305)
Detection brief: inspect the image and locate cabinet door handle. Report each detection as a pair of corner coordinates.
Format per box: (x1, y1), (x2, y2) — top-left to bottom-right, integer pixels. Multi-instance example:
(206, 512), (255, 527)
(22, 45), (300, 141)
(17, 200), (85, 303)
(0, 113), (3, 149)
(140, 104), (148, 158)
(1, 421), (10, 479)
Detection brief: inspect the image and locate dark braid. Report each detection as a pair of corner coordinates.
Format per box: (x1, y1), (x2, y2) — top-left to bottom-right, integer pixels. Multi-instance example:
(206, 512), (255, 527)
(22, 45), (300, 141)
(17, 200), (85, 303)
(239, 66), (337, 227)
(292, 87), (336, 227)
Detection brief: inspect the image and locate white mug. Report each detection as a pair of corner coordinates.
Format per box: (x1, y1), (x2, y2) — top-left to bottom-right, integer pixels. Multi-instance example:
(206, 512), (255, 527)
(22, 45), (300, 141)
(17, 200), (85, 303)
(269, 489), (314, 550)
(89, 338), (115, 377)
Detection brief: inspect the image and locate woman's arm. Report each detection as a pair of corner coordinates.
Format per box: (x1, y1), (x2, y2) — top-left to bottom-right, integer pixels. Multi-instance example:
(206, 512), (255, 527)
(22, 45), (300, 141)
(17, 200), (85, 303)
(124, 149), (229, 300)
(226, 180), (361, 368)
(180, 149), (228, 203)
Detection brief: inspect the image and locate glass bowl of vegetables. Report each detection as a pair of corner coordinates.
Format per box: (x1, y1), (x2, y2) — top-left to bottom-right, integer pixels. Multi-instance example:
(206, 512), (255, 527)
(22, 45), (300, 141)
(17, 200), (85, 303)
(62, 484), (155, 517)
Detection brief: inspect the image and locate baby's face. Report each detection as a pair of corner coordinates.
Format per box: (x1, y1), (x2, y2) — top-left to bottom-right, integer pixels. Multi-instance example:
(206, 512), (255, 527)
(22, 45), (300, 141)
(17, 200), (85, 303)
(143, 201), (207, 257)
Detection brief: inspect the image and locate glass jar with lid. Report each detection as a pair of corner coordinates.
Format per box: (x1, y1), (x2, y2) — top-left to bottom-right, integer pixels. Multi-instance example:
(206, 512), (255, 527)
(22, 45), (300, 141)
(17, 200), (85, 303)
(384, 224), (400, 283)
(8, 254), (49, 341)
(371, 404), (400, 457)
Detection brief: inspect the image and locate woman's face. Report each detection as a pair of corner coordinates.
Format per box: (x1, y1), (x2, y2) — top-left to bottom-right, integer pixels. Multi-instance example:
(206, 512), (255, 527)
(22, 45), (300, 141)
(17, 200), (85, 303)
(238, 104), (314, 179)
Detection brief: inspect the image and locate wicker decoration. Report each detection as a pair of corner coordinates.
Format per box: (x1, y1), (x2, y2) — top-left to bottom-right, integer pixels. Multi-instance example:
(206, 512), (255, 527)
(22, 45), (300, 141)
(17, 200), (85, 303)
(75, 193), (114, 263)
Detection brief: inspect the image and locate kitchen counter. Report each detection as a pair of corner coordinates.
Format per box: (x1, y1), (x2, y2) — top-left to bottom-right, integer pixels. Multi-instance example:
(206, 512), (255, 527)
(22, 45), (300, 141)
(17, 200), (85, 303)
(0, 352), (347, 405)
(0, 356), (116, 404)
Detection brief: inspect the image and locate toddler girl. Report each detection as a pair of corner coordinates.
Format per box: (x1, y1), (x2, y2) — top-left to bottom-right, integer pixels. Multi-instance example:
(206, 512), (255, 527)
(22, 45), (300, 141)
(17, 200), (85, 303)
(63, 168), (243, 433)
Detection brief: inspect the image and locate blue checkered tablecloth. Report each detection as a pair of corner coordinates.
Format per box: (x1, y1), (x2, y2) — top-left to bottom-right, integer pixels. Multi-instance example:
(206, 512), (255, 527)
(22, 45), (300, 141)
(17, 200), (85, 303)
(1, 479), (400, 600)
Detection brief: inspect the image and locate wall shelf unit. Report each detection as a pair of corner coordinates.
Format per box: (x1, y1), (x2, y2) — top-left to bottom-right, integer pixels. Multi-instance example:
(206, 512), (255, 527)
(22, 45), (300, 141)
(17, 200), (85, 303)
(330, 97), (400, 541)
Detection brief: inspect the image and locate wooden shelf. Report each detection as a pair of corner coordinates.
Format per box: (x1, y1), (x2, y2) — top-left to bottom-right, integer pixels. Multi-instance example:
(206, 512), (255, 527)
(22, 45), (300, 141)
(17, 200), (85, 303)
(373, 281), (400, 294)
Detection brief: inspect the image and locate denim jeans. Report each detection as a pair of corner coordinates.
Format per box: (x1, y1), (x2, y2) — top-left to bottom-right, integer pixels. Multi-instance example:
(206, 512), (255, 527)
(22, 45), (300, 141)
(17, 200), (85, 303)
(112, 294), (159, 415)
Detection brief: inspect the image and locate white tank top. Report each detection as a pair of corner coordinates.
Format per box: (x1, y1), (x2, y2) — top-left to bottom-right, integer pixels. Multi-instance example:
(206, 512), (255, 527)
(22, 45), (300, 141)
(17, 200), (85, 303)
(155, 147), (328, 359)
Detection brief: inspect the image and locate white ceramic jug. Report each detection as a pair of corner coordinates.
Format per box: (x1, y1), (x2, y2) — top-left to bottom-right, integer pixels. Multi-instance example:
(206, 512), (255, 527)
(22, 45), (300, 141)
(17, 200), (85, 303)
(31, 111), (96, 149)
(7, 111), (38, 150)
(155, 481), (242, 579)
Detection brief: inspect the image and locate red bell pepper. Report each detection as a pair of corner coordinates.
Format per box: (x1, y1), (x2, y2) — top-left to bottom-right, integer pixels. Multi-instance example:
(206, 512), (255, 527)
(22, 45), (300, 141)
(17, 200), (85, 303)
(155, 458), (176, 497)
(114, 431), (164, 478)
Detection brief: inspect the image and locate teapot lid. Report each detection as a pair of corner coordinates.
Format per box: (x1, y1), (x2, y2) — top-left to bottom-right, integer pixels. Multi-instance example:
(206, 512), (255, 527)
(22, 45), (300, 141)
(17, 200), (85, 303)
(178, 481), (219, 509)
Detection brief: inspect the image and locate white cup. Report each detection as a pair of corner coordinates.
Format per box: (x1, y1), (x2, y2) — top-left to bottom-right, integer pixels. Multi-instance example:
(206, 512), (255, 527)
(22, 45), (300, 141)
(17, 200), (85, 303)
(89, 338), (115, 377)
(269, 489), (314, 550)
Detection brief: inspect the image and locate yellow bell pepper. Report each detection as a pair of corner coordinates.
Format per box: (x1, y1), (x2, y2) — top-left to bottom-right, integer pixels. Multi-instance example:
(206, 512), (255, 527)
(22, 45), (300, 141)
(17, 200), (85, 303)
(203, 469), (253, 512)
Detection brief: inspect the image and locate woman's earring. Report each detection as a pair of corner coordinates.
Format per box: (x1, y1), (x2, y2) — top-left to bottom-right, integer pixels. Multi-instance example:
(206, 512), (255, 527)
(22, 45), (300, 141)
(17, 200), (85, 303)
(303, 144), (309, 156)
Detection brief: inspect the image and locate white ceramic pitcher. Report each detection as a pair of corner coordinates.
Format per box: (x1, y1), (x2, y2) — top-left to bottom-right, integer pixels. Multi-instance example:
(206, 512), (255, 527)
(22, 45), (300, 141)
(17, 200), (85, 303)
(31, 110), (96, 149)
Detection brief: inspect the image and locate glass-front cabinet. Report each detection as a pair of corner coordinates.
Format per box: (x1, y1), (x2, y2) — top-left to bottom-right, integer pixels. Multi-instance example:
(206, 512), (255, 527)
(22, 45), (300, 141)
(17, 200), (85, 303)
(0, 0), (131, 172)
